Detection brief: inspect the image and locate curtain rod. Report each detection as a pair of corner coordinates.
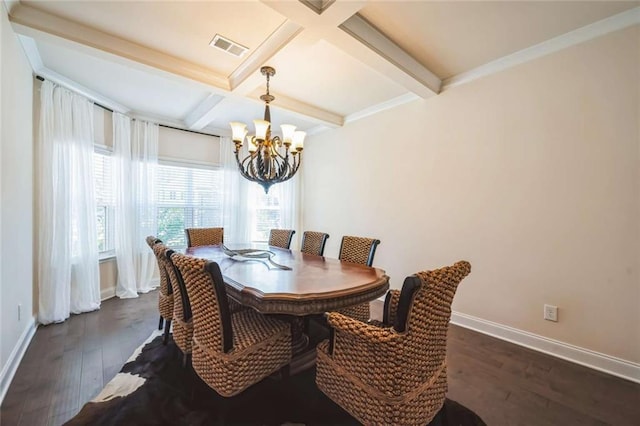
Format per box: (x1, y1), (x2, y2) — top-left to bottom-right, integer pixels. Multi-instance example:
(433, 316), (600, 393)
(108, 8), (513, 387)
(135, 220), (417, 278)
(35, 75), (221, 138)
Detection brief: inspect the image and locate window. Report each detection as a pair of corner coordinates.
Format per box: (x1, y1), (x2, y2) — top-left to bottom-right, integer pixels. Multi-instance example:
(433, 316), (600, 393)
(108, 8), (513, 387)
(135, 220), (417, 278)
(93, 150), (115, 254)
(156, 162), (223, 248)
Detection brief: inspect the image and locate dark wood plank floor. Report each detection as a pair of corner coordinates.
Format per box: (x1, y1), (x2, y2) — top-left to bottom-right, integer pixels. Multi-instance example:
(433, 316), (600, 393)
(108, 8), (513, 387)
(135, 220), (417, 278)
(1, 292), (639, 425)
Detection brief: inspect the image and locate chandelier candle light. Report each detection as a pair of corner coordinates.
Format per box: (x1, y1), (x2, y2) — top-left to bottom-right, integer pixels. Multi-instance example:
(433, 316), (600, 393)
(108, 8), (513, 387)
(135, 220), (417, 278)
(230, 66), (305, 193)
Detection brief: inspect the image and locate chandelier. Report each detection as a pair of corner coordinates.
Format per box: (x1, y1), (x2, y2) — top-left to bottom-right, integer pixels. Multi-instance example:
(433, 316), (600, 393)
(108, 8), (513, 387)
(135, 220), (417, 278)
(230, 66), (305, 193)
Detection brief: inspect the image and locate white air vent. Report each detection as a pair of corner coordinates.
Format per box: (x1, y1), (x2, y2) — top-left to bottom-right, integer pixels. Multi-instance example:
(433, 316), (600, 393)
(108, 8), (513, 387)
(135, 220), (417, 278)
(209, 34), (248, 57)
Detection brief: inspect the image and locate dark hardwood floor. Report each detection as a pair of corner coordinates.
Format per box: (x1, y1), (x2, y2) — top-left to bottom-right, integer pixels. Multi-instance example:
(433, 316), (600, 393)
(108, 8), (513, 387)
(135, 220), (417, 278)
(1, 292), (638, 425)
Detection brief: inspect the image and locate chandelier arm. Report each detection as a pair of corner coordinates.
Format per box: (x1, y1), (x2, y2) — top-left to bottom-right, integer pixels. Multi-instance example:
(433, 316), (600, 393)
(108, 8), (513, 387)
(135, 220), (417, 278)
(277, 155), (289, 178)
(290, 154), (301, 176)
(239, 157), (259, 184)
(248, 152), (261, 181)
(236, 151), (252, 180)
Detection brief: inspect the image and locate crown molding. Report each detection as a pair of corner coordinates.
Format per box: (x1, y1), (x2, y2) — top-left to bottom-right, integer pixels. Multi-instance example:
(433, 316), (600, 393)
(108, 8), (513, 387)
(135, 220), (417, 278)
(2, 0), (18, 15)
(345, 92), (419, 124)
(21, 32), (130, 114)
(443, 6), (640, 91)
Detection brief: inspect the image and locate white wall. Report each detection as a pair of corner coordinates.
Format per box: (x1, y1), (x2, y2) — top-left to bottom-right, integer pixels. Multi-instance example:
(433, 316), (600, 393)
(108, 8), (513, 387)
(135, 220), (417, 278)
(0, 3), (35, 398)
(303, 26), (639, 364)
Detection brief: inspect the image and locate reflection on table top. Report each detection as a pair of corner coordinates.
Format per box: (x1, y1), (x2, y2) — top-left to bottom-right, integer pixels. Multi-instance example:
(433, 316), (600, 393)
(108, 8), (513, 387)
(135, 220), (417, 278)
(184, 244), (389, 315)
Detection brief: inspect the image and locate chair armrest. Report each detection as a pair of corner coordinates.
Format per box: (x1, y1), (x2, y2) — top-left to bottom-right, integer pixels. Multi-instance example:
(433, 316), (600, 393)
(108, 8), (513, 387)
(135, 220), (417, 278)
(326, 312), (402, 345)
(383, 289), (401, 326)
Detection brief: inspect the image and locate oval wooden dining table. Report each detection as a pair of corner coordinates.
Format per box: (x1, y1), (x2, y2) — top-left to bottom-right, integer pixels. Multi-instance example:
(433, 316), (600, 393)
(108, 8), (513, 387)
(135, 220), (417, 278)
(185, 244), (390, 374)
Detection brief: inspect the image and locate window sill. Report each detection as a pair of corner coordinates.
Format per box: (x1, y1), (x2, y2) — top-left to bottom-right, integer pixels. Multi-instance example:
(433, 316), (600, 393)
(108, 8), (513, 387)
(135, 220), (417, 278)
(99, 251), (116, 263)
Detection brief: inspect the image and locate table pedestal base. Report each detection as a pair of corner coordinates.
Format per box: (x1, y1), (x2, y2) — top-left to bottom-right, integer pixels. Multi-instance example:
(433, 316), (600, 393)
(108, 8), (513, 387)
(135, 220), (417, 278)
(290, 317), (309, 355)
(275, 316), (328, 376)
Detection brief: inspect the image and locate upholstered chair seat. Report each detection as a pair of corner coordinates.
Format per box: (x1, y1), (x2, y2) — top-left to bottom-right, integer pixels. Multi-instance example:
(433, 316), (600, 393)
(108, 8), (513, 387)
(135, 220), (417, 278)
(316, 261), (471, 426)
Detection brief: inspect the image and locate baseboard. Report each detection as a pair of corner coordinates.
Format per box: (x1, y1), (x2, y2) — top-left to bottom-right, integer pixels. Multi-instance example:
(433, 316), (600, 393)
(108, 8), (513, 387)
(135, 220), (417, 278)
(101, 286), (116, 301)
(0, 317), (38, 405)
(451, 311), (640, 384)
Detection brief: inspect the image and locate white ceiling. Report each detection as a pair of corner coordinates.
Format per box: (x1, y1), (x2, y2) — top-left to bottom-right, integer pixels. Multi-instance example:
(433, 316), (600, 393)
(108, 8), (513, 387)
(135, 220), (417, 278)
(6, 0), (640, 137)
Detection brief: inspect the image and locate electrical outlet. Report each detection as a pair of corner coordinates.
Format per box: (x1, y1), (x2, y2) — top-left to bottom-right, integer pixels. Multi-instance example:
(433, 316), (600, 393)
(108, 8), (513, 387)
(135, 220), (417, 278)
(544, 304), (558, 322)
(18, 304), (22, 321)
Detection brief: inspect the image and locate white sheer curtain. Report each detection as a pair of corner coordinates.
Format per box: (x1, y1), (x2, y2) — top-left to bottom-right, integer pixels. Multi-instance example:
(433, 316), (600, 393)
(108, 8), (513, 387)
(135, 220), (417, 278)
(270, 174), (301, 249)
(220, 136), (301, 247)
(37, 81), (101, 324)
(113, 114), (159, 298)
(221, 136), (252, 244)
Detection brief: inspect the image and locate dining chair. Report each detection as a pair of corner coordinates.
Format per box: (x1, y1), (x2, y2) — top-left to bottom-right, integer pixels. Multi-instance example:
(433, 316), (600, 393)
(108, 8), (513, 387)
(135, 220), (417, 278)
(157, 245), (193, 367)
(316, 261), (472, 426)
(146, 236), (173, 344)
(171, 252), (292, 397)
(185, 227), (224, 247)
(155, 245), (247, 367)
(268, 229), (296, 249)
(336, 235), (381, 322)
(301, 231), (330, 256)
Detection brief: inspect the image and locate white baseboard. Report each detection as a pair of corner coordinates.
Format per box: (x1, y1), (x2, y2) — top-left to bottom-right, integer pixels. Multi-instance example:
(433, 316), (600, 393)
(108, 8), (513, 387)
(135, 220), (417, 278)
(0, 317), (38, 405)
(451, 311), (640, 384)
(101, 286), (116, 301)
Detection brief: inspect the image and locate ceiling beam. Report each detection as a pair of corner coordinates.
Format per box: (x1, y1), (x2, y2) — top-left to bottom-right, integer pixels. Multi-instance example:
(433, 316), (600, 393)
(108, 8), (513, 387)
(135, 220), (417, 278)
(184, 94), (226, 130)
(262, 1), (440, 99)
(338, 14), (441, 96)
(247, 89), (343, 127)
(228, 20), (303, 93)
(9, 3), (230, 91)
(8, 2), (343, 128)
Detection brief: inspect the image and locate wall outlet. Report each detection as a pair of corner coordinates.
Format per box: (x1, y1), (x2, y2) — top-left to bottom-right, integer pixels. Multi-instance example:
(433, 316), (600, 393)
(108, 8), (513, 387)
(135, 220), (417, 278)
(18, 304), (22, 321)
(544, 304), (558, 322)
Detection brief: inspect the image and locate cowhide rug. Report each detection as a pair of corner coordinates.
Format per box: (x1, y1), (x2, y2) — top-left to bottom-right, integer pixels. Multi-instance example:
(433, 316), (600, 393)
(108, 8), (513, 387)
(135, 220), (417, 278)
(65, 331), (486, 425)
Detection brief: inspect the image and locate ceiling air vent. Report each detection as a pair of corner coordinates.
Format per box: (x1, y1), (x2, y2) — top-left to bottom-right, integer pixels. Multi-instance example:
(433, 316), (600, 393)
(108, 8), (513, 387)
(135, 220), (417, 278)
(209, 34), (248, 57)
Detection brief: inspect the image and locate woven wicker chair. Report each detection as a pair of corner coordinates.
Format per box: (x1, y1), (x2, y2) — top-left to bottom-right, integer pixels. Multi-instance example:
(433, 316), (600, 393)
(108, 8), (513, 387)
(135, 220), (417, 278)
(316, 261), (472, 426)
(268, 229), (296, 249)
(185, 227), (224, 247)
(153, 244), (193, 366)
(171, 252), (292, 397)
(301, 231), (330, 256)
(146, 236), (173, 344)
(336, 236), (381, 322)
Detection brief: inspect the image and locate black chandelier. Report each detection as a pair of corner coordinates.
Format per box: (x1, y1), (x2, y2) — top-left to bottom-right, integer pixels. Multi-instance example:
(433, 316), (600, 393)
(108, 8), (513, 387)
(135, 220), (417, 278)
(230, 66), (305, 194)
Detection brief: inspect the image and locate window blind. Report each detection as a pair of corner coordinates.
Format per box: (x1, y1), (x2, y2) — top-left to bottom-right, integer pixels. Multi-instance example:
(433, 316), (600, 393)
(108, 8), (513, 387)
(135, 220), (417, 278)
(93, 151), (115, 253)
(156, 163), (223, 248)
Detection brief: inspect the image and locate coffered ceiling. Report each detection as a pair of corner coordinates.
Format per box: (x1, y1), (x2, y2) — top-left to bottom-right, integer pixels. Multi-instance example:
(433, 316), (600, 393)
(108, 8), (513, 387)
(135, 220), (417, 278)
(6, 0), (639, 136)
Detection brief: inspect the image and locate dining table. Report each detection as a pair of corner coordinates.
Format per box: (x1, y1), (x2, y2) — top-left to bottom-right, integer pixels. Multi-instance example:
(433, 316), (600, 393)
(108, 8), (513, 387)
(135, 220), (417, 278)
(185, 243), (390, 373)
